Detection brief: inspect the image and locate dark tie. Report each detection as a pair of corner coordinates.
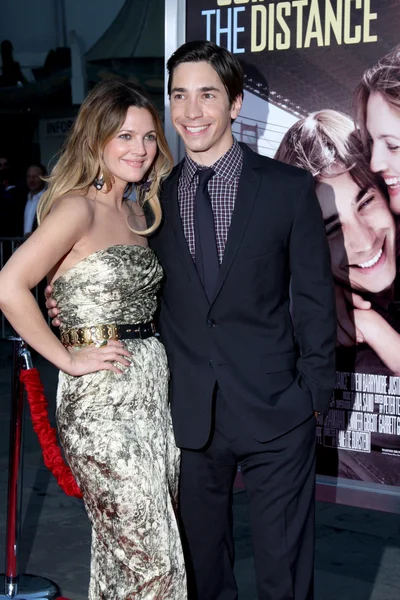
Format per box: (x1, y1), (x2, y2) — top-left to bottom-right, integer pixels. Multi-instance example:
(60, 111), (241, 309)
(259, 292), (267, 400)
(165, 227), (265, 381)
(194, 168), (219, 302)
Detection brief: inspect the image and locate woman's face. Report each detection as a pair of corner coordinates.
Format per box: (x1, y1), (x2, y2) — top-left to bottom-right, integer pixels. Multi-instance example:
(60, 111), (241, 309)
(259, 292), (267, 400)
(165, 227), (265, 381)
(367, 91), (400, 214)
(316, 168), (396, 294)
(103, 106), (158, 187)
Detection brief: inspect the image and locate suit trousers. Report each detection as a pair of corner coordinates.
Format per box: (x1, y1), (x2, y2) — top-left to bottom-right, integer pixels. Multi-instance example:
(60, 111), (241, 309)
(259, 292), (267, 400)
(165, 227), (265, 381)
(178, 390), (316, 600)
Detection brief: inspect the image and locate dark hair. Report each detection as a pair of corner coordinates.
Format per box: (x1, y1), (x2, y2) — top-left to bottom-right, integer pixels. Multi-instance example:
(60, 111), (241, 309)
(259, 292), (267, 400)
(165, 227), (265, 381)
(354, 44), (400, 147)
(27, 163), (47, 177)
(1, 40), (13, 62)
(0, 166), (16, 185)
(167, 40), (244, 105)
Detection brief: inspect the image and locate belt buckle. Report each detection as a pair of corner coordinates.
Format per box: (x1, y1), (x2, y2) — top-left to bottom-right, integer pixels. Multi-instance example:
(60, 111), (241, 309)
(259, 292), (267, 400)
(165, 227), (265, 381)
(108, 324), (119, 340)
(135, 325), (142, 339)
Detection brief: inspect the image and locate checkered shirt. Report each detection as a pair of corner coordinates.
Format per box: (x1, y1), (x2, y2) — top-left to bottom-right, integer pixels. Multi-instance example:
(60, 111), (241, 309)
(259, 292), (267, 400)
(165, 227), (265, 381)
(178, 137), (243, 264)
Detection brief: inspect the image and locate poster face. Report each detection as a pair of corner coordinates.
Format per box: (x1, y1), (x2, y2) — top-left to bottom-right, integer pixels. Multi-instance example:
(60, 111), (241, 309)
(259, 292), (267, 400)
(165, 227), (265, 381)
(185, 0), (400, 487)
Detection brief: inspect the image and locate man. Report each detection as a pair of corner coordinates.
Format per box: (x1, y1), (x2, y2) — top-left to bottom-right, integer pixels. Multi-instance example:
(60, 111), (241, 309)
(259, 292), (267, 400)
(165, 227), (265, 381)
(152, 41), (336, 600)
(47, 41), (336, 600)
(24, 164), (47, 236)
(0, 156), (10, 171)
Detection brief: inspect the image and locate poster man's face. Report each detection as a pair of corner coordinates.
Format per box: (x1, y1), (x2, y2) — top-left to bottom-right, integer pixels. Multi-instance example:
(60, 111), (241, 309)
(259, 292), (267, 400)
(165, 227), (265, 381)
(316, 170), (396, 294)
(367, 91), (400, 215)
(169, 60), (242, 165)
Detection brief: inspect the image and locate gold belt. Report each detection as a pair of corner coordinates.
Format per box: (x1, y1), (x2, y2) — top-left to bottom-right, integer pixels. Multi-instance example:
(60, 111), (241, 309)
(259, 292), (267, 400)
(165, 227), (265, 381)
(60, 322), (156, 347)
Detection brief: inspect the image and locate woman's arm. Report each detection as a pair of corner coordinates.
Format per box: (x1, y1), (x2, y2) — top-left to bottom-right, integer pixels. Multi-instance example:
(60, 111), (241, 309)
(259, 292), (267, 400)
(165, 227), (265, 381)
(0, 196), (130, 375)
(353, 309), (400, 374)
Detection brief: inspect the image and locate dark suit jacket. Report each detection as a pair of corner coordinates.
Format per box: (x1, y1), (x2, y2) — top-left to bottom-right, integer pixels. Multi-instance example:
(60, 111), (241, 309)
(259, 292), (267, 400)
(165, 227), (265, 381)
(0, 185), (25, 237)
(150, 143), (336, 450)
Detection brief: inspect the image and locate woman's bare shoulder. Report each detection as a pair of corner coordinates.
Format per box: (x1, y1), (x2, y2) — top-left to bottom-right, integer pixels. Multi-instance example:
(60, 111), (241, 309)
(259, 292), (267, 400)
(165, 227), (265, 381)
(50, 192), (95, 220)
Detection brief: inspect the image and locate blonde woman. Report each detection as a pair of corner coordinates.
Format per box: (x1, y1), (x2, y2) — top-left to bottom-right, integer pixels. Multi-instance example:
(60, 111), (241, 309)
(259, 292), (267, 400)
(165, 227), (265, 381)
(276, 110), (400, 375)
(0, 80), (187, 599)
(355, 45), (400, 214)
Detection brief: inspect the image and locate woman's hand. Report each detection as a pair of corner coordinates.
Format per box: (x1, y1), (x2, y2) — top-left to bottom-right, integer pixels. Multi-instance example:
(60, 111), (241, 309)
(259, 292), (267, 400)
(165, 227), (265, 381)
(335, 285), (371, 347)
(65, 340), (132, 376)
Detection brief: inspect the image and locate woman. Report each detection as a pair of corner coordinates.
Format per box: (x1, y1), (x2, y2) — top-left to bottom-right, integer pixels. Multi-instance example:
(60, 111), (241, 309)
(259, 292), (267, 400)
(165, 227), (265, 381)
(355, 45), (400, 214)
(0, 80), (186, 599)
(275, 109), (400, 375)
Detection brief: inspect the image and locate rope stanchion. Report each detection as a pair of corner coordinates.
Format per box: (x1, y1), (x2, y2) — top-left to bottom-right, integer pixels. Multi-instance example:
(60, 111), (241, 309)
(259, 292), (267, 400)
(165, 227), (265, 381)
(0, 337), (62, 599)
(20, 369), (81, 499)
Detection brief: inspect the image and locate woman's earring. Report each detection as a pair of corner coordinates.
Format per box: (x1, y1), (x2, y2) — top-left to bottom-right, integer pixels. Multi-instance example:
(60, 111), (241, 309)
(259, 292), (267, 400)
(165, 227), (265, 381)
(139, 179), (152, 192)
(93, 174), (104, 190)
(139, 169), (154, 192)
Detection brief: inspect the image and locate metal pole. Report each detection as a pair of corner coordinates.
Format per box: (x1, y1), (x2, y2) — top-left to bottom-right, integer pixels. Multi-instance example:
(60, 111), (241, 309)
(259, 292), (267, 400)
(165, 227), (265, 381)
(0, 338), (60, 599)
(1, 240), (5, 339)
(3, 338), (24, 596)
(164, 0), (186, 164)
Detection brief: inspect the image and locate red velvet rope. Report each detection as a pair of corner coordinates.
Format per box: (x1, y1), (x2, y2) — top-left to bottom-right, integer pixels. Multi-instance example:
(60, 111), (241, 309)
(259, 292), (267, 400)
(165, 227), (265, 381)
(20, 368), (82, 499)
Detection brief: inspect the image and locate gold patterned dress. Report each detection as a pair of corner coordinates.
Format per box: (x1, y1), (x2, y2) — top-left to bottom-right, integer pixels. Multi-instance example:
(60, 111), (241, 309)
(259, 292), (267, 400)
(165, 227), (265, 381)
(52, 244), (186, 600)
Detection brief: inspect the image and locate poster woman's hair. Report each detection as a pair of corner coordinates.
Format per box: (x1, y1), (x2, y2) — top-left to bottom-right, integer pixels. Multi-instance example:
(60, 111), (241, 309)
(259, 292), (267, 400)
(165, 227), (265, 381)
(354, 44), (400, 147)
(38, 79), (173, 235)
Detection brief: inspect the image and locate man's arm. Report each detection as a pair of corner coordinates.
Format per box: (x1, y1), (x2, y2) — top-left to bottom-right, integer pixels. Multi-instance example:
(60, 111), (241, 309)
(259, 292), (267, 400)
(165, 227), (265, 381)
(45, 285), (61, 327)
(289, 172), (336, 414)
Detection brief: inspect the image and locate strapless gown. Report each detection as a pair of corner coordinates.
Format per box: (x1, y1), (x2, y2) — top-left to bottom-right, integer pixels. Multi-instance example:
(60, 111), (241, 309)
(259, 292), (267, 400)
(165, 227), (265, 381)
(52, 245), (187, 600)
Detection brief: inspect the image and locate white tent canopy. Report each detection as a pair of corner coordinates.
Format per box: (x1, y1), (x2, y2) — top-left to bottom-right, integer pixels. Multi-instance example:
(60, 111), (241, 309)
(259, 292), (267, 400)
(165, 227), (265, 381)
(86, 0), (164, 61)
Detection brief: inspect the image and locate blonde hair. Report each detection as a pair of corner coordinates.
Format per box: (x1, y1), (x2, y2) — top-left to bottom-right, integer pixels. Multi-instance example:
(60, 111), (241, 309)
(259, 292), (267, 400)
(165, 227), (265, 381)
(275, 109), (384, 194)
(354, 45), (400, 147)
(38, 79), (173, 235)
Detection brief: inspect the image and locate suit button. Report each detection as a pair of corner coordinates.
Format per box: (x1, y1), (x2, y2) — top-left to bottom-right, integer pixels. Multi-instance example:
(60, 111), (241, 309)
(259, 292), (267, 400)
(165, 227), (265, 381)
(209, 359), (213, 367)
(207, 319), (216, 328)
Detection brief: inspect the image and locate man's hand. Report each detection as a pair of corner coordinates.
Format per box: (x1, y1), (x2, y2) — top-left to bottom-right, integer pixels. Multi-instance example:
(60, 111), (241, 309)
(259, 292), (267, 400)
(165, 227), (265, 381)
(336, 286), (371, 347)
(45, 284), (61, 327)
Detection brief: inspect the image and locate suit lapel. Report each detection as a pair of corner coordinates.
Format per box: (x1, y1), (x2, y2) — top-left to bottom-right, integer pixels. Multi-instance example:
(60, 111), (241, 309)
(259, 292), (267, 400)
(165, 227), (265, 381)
(211, 145), (262, 304)
(162, 144), (263, 308)
(162, 164), (210, 307)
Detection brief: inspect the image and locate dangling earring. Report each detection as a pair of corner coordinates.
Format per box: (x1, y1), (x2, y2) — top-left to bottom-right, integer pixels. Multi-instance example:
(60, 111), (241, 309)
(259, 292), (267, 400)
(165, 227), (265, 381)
(138, 179), (152, 193)
(93, 174), (104, 190)
(138, 168), (155, 193)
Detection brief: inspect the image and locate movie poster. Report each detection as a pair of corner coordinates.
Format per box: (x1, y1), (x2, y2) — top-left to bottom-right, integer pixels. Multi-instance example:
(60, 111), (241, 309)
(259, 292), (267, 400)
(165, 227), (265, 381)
(184, 0), (400, 488)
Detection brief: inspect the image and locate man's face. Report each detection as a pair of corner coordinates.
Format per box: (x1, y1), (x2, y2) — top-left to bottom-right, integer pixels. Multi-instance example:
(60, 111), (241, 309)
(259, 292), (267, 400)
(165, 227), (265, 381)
(26, 166), (45, 193)
(0, 157), (9, 171)
(316, 170), (396, 294)
(170, 61), (242, 166)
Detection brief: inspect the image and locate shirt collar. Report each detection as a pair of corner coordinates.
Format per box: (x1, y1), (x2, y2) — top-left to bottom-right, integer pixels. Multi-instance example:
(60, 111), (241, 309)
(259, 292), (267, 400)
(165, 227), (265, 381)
(181, 137), (243, 187)
(28, 188), (45, 202)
